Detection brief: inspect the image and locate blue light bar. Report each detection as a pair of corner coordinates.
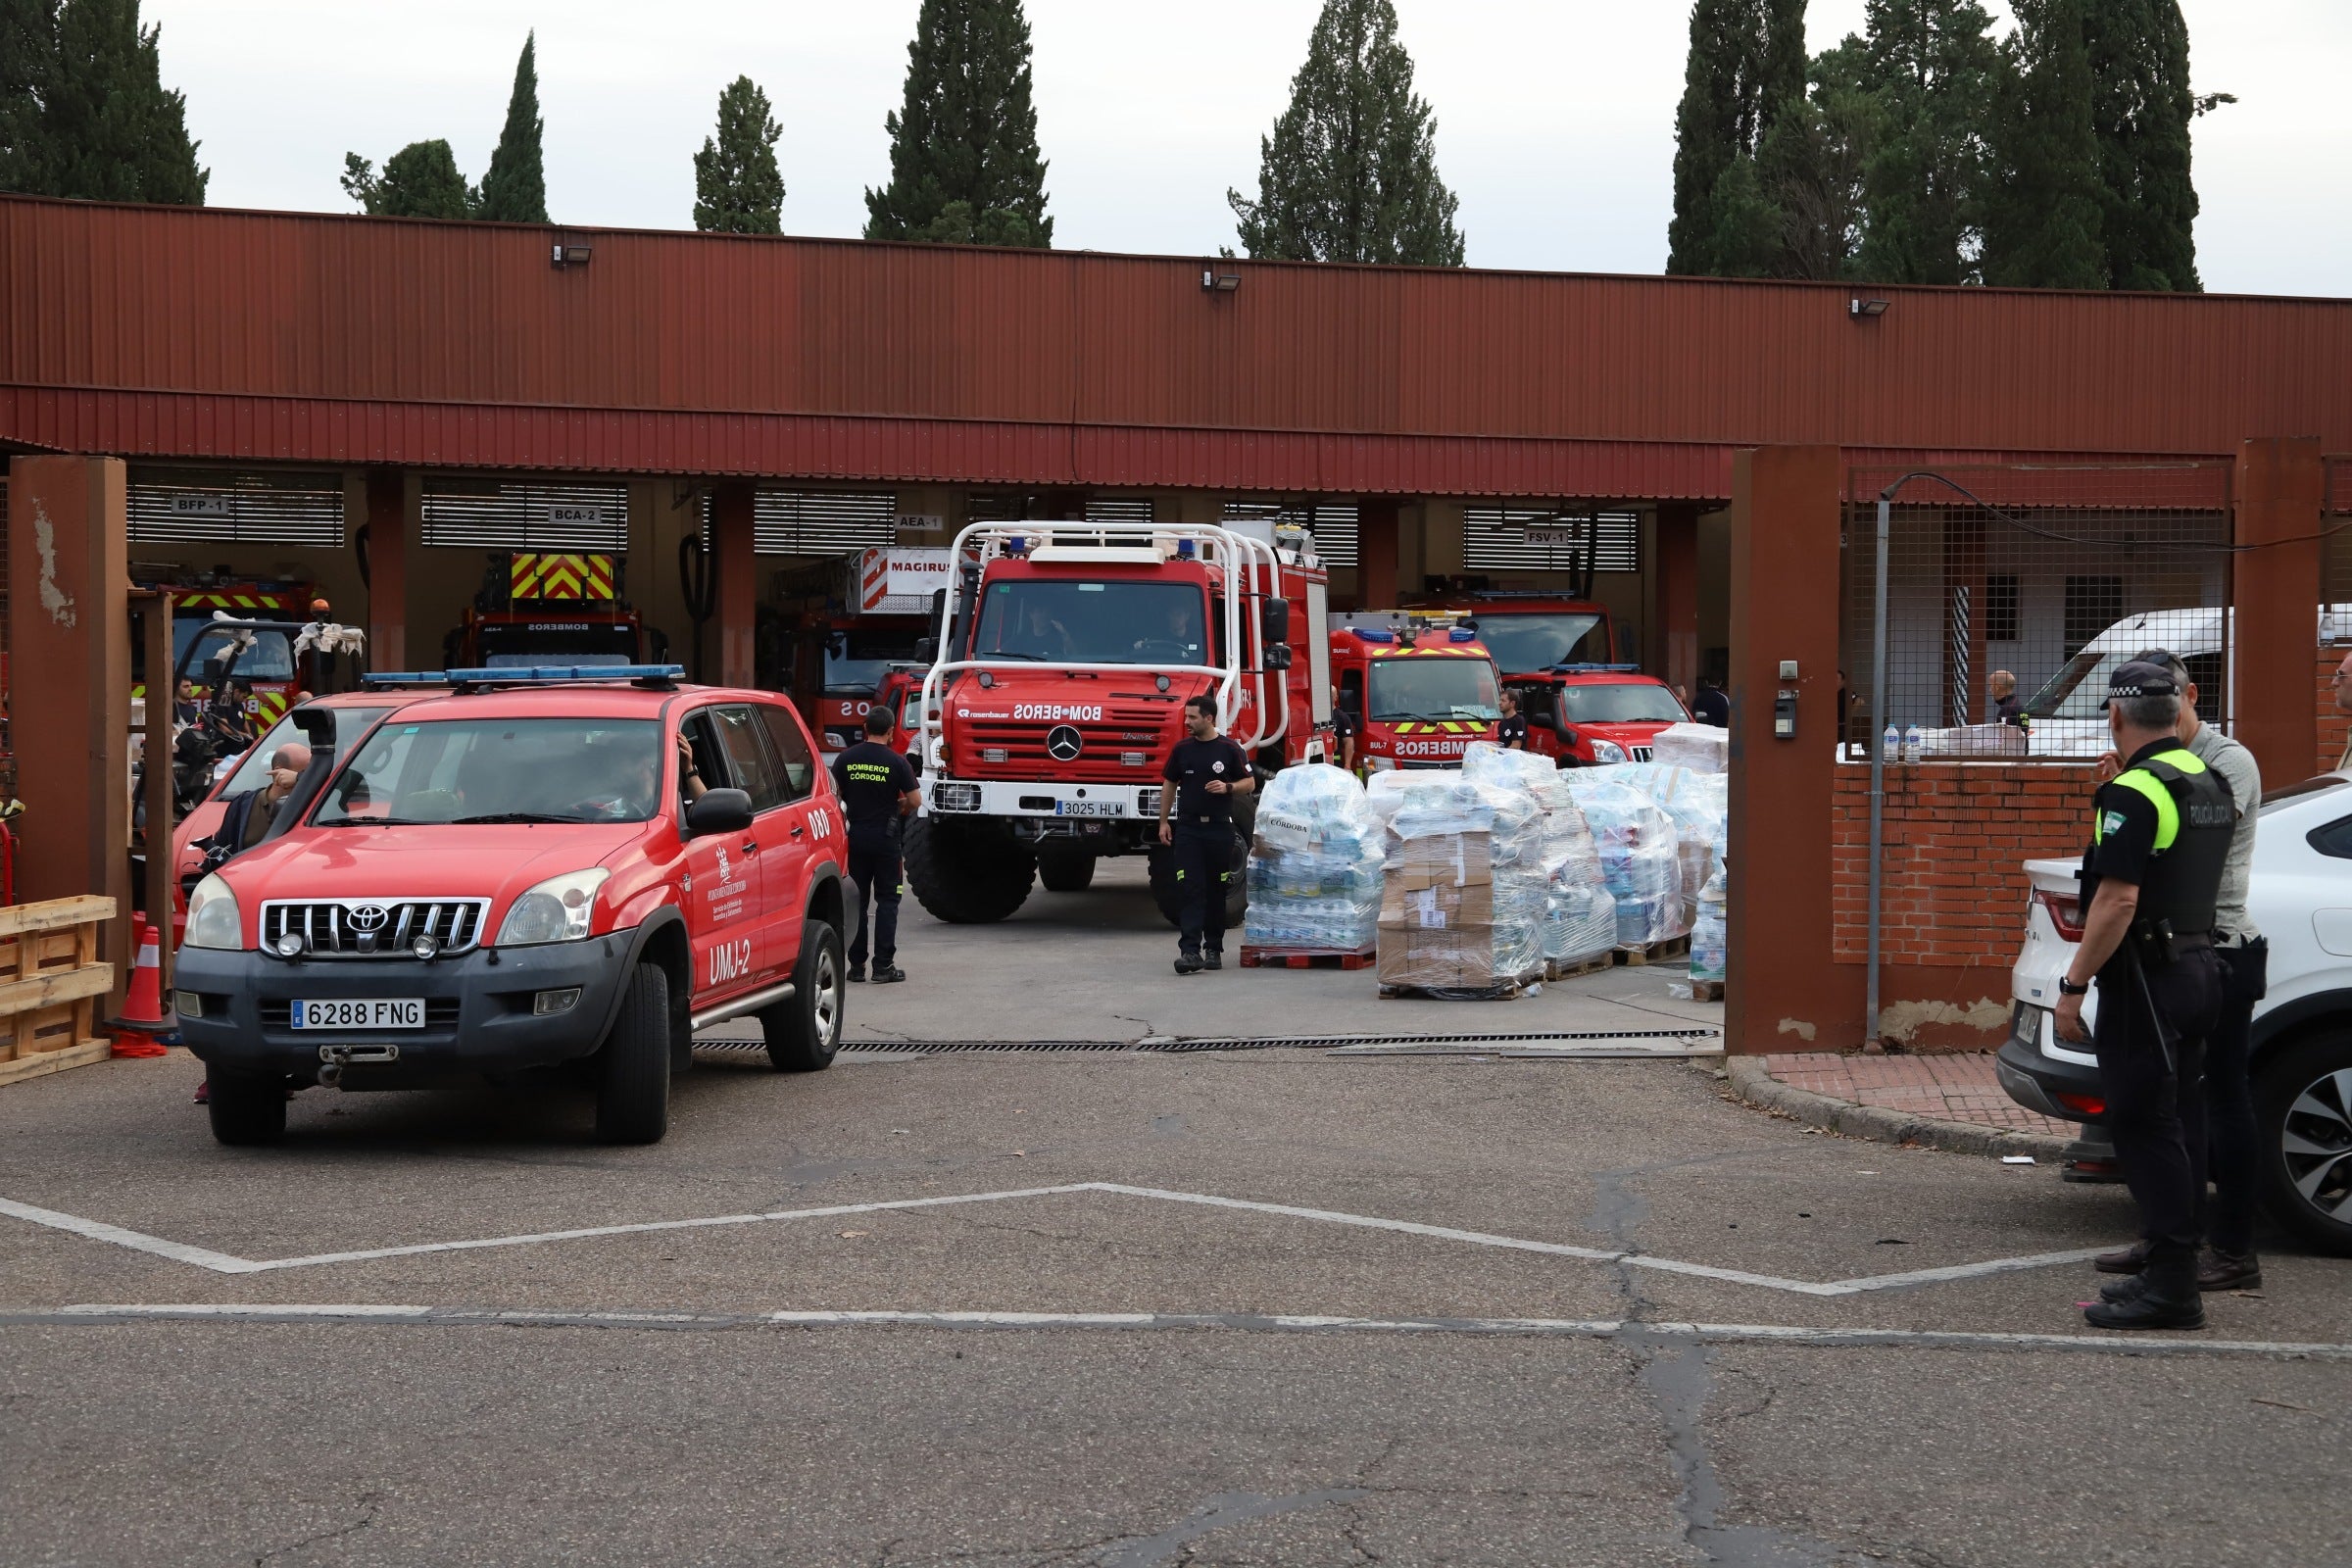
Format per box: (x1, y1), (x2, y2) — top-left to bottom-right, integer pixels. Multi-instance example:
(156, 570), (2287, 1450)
(1550, 662), (1642, 674)
(1447, 628), (1478, 643)
(361, 671), (452, 686)
(1348, 627), (1396, 644)
(449, 664), (685, 683)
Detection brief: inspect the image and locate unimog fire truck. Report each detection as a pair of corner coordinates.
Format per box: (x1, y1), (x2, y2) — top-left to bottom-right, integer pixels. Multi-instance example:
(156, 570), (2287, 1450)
(1326, 614), (1502, 771)
(442, 552), (665, 670)
(909, 520), (1333, 926)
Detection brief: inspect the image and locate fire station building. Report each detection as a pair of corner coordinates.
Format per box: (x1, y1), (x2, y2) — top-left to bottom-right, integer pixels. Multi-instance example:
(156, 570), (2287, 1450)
(5, 193), (2351, 1052)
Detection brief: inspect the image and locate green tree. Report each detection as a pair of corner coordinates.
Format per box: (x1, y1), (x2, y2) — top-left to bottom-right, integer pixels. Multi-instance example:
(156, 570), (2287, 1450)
(1984, 0), (2106, 289)
(1845, 0), (2003, 285)
(693, 74), (784, 234)
(864, 0), (1052, 248)
(475, 30), (546, 223)
(2082, 0), (2204, 291)
(1751, 46), (1881, 281)
(1667, 0), (1807, 274)
(341, 139), (476, 220)
(1227, 0), (1464, 266)
(40, 0), (204, 203)
(0, 0), (58, 193)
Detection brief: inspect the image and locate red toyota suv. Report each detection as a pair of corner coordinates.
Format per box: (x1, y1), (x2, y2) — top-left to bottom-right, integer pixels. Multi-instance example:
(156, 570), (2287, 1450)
(172, 667), (852, 1147)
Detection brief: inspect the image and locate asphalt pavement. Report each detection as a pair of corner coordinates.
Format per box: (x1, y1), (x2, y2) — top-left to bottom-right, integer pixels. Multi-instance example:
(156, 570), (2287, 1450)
(2, 867), (2346, 1567)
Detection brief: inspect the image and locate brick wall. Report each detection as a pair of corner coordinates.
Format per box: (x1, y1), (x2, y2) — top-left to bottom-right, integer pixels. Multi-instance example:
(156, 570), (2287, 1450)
(1830, 761), (2099, 965)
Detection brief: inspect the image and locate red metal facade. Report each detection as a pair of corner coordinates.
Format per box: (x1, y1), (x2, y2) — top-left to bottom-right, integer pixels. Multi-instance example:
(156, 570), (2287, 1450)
(5, 196), (2350, 498)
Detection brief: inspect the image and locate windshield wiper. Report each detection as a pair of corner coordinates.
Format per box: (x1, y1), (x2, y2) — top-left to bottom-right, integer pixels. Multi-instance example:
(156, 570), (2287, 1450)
(978, 650), (1047, 662)
(449, 811), (595, 825)
(319, 815), (436, 827)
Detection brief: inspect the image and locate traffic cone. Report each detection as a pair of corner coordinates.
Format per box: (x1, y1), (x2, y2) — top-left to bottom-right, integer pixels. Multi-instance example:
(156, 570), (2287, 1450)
(111, 917), (172, 1056)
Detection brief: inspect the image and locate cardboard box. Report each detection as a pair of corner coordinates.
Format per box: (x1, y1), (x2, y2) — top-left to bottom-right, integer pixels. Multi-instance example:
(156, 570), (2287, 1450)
(1377, 923), (1499, 990)
(1389, 832), (1494, 891)
(1379, 879), (1494, 930)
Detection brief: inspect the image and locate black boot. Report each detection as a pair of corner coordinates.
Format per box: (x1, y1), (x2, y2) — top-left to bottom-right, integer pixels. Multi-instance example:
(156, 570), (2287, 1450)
(2083, 1250), (2204, 1331)
(2198, 1250), (2262, 1292)
(2092, 1240), (2151, 1275)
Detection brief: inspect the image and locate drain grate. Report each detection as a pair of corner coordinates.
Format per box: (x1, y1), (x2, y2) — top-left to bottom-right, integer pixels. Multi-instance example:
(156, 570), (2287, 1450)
(795, 1027), (1720, 1057)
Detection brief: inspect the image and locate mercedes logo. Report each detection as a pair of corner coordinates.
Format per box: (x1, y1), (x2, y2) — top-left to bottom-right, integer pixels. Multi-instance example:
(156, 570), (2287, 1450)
(346, 904), (389, 933)
(1046, 724), (1084, 761)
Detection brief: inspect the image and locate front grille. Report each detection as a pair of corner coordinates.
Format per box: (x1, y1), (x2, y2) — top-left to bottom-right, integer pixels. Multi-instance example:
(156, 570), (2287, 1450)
(259, 899), (489, 957)
(1630, 747), (1653, 762)
(261, 999), (463, 1027)
(959, 710), (1175, 781)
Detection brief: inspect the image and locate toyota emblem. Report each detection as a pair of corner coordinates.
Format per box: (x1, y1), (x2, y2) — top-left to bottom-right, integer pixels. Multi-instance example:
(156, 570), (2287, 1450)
(346, 904), (389, 933)
(1046, 724), (1084, 761)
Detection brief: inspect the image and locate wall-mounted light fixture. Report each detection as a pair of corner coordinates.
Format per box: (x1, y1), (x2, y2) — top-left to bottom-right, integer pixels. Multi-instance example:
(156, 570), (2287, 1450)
(1849, 297), (1889, 319)
(551, 241), (593, 269)
(1200, 270), (1241, 294)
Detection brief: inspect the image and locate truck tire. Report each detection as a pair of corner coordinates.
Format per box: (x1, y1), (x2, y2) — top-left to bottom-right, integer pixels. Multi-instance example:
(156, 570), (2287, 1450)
(594, 961), (672, 1145)
(762, 920), (844, 1072)
(207, 1070), (287, 1147)
(904, 816), (1035, 924)
(2254, 1031), (2352, 1256)
(1147, 830), (1250, 930)
(1037, 842), (1098, 893)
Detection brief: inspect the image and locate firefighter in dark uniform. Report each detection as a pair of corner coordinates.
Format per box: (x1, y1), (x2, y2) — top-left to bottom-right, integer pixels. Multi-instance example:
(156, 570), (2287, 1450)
(2052, 662), (2233, 1331)
(1497, 690), (1530, 751)
(830, 708), (921, 984)
(1157, 694), (1254, 975)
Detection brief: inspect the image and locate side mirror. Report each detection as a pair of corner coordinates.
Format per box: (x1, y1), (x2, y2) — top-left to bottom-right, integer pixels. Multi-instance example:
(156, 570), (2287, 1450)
(1259, 598), (1291, 647)
(685, 788), (754, 837)
(1264, 644), (1294, 671)
(915, 637), (937, 662)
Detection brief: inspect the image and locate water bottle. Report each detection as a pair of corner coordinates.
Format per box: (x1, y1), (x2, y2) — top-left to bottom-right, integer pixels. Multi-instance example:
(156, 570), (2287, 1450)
(1882, 724), (1899, 763)
(1902, 724), (1924, 764)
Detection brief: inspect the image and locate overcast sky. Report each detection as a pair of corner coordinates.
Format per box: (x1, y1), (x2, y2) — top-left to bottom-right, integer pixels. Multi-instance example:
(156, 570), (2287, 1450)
(148, 0), (2348, 297)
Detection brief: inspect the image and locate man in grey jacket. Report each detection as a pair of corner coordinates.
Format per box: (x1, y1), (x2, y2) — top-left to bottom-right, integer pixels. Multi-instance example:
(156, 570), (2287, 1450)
(2092, 649), (2265, 1293)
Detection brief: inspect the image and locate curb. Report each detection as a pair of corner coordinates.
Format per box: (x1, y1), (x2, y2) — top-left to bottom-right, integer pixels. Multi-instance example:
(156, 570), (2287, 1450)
(1722, 1056), (2074, 1161)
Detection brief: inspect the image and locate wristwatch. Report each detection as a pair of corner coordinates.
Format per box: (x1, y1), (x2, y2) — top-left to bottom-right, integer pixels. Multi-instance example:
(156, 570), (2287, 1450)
(2058, 977), (2089, 997)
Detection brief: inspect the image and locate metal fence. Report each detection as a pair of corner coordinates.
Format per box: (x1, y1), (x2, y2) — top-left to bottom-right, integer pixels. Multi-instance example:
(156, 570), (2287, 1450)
(2326, 458), (2352, 629)
(1841, 464), (2235, 762)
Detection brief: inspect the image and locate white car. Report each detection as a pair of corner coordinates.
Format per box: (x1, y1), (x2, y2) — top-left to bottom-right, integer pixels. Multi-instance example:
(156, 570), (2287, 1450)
(1998, 773), (2352, 1255)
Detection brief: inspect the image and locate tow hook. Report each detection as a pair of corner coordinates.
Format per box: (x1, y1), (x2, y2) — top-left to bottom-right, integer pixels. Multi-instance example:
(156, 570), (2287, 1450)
(317, 1042), (399, 1088)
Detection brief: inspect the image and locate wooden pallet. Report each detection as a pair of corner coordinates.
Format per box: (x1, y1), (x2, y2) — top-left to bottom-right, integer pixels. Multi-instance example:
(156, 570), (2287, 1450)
(1544, 953), (1615, 982)
(1240, 946), (1378, 971)
(1614, 935), (1692, 968)
(1689, 979), (1725, 1003)
(1377, 981), (1531, 1002)
(0, 895), (118, 1088)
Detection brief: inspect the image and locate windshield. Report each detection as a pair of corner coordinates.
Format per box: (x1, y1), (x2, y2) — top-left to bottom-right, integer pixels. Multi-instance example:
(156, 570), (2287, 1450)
(973, 580), (1209, 666)
(825, 627), (925, 695)
(1466, 612), (1607, 674)
(316, 717), (665, 824)
(219, 707), (393, 796)
(2021, 646), (2126, 721)
(176, 617), (293, 682)
(476, 621), (639, 668)
(1557, 682), (1688, 724)
(1367, 660), (1501, 722)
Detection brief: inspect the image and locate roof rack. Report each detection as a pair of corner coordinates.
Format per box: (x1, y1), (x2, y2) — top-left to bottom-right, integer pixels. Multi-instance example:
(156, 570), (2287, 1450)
(364, 664), (685, 693)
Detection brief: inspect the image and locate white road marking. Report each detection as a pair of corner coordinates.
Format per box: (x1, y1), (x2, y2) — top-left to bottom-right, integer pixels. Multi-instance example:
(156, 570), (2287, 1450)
(9, 1302), (2346, 1361)
(0, 1180), (2169, 1298)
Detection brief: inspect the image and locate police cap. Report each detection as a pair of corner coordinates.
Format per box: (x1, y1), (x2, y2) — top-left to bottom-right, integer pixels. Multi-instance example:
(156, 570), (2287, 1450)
(2099, 659), (2180, 708)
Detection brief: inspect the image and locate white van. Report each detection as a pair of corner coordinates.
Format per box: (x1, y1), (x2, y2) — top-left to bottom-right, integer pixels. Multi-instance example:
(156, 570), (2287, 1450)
(2015, 606), (2352, 756)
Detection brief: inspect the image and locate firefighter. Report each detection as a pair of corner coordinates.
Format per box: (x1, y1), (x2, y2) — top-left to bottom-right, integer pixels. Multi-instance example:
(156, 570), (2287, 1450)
(1497, 689), (1529, 751)
(1331, 686), (1360, 773)
(831, 708), (921, 984)
(2052, 661), (2232, 1332)
(1156, 695), (1253, 975)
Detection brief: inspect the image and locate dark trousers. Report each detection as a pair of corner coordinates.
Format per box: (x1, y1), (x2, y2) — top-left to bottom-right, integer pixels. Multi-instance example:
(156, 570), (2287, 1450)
(847, 838), (901, 969)
(2092, 945), (2223, 1275)
(1171, 822), (1232, 956)
(2203, 941), (2269, 1256)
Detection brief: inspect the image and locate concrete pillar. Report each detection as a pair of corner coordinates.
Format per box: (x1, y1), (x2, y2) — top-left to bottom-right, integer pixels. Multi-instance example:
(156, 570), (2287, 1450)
(2233, 438), (2324, 780)
(7, 456), (130, 1011)
(1725, 447), (1844, 1055)
(712, 482), (759, 688)
(364, 467), (406, 674)
(1358, 500), (1400, 610)
(1655, 503), (1700, 694)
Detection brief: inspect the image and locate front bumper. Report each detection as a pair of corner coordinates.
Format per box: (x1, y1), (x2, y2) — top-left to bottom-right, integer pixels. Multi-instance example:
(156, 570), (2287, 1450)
(925, 776), (1162, 821)
(172, 932), (636, 1088)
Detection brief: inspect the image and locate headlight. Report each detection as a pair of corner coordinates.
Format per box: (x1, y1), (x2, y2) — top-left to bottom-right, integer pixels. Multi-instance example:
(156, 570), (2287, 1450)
(1591, 739), (1628, 764)
(183, 874), (244, 950)
(1366, 756), (1397, 771)
(496, 868), (612, 947)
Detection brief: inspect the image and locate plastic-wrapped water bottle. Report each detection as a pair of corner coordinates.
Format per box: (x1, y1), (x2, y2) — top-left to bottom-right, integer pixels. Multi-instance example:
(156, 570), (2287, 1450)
(1902, 724), (1924, 764)
(1882, 724), (1899, 763)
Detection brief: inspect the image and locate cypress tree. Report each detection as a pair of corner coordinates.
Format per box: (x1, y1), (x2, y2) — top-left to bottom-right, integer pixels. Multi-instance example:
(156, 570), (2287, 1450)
(1752, 47), (1879, 282)
(694, 75), (785, 234)
(1227, 0), (1463, 266)
(340, 140), (476, 220)
(41, 0), (204, 203)
(1847, 0), (2002, 285)
(1667, 0), (1808, 274)
(475, 30), (547, 223)
(0, 0), (57, 193)
(2082, 0), (2200, 291)
(1984, 0), (2105, 289)
(864, 0), (1053, 248)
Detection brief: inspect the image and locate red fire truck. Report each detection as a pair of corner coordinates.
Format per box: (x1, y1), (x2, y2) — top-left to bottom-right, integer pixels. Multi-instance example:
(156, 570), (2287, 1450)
(1327, 615), (1501, 771)
(1399, 589), (1629, 683)
(780, 547), (949, 755)
(442, 552), (664, 671)
(909, 520), (1333, 925)
(130, 567), (320, 731)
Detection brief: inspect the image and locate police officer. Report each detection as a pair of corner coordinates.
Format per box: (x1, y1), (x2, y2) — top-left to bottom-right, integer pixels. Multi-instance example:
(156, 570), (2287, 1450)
(830, 708), (921, 984)
(1496, 690), (1529, 751)
(1156, 695), (1253, 975)
(2052, 660), (2232, 1331)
